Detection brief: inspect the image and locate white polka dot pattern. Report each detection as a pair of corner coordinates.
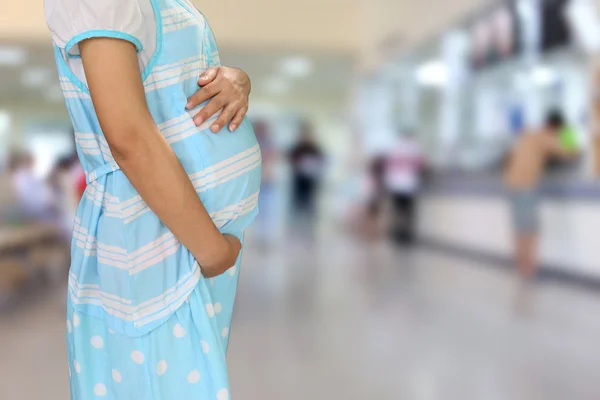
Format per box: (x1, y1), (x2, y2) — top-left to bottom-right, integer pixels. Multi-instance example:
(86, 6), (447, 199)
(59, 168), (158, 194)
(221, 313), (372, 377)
(214, 303), (222, 314)
(74, 360), (81, 374)
(91, 336), (104, 349)
(72, 313), (80, 327)
(157, 360), (168, 376)
(67, 320), (73, 334)
(201, 341), (210, 354)
(94, 383), (107, 396)
(131, 350), (145, 364)
(173, 324), (186, 338)
(112, 369), (122, 383)
(206, 304), (215, 318)
(217, 388), (229, 400)
(187, 370), (201, 384)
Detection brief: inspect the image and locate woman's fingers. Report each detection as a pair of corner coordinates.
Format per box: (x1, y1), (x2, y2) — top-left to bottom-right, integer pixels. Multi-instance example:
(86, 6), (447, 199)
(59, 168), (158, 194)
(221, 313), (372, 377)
(229, 106), (248, 132)
(198, 67), (218, 86)
(186, 82), (219, 111)
(193, 94), (225, 126)
(211, 102), (244, 133)
(187, 68), (223, 110)
(188, 66), (251, 130)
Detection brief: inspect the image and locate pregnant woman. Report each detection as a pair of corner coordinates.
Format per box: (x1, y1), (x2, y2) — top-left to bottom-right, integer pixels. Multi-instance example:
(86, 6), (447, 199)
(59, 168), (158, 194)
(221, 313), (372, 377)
(44, 0), (261, 398)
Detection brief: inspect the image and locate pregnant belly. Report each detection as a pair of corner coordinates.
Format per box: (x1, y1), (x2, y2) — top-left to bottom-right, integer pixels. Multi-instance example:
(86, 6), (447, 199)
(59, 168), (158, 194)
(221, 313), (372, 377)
(171, 116), (262, 234)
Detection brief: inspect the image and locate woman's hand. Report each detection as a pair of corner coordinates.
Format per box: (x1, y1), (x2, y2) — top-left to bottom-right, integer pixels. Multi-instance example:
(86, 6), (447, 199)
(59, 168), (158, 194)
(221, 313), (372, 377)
(186, 66), (251, 133)
(200, 234), (242, 278)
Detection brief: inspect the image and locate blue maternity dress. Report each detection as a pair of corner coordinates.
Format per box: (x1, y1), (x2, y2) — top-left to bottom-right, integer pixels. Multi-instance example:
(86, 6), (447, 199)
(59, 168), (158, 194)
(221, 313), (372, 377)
(44, 0), (261, 398)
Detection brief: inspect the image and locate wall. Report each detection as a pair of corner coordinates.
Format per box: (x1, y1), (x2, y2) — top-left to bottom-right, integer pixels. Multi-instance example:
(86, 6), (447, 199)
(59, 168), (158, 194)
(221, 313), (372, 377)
(2, 0), (495, 66)
(0, 0), (357, 54)
(418, 194), (600, 278)
(356, 0), (495, 72)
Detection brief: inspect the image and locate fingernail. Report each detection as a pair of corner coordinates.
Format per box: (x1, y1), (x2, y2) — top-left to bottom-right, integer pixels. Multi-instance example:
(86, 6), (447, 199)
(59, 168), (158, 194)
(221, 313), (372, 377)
(186, 102), (192, 109)
(200, 75), (209, 81)
(229, 124), (237, 132)
(194, 116), (204, 126)
(211, 124), (220, 132)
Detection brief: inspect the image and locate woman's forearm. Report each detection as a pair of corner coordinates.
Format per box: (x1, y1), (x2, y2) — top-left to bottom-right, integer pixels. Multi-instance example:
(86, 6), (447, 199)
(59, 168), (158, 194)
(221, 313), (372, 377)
(110, 119), (236, 273)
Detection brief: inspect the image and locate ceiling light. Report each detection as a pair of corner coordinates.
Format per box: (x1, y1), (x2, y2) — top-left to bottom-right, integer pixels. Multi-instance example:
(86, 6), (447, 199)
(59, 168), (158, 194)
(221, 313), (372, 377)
(516, 0), (535, 19)
(416, 60), (448, 87)
(264, 77), (291, 95)
(0, 111), (10, 134)
(531, 65), (558, 86)
(0, 46), (26, 66)
(279, 56), (314, 78)
(22, 67), (52, 88)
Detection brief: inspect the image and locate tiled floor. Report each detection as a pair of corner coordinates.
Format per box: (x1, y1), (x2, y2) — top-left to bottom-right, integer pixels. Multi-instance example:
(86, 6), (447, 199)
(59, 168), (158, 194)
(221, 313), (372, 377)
(2, 226), (600, 400)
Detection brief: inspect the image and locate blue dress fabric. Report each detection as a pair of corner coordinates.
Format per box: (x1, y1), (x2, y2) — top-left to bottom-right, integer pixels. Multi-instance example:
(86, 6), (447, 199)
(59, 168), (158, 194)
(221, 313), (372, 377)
(46, 0), (261, 398)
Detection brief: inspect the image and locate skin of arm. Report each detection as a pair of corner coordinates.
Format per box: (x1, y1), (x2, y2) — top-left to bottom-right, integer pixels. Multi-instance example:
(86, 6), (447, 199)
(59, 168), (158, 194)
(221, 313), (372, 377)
(79, 38), (240, 278)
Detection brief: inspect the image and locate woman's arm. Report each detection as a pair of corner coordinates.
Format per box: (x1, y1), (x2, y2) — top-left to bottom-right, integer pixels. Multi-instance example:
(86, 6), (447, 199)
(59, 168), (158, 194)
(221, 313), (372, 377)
(79, 38), (239, 278)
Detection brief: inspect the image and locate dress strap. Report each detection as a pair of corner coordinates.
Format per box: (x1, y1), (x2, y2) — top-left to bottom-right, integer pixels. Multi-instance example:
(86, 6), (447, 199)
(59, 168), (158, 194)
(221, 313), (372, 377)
(87, 162), (121, 184)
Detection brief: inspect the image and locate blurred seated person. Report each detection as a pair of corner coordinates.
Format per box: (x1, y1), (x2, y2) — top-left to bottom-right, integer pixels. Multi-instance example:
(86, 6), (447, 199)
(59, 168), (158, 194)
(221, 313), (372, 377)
(289, 121), (325, 215)
(9, 152), (57, 223)
(383, 130), (424, 245)
(67, 130), (88, 199)
(50, 154), (84, 240)
(503, 110), (579, 282)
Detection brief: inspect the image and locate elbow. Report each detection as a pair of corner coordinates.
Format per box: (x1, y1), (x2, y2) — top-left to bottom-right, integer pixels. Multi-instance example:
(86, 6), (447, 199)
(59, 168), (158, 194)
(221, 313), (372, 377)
(104, 124), (150, 161)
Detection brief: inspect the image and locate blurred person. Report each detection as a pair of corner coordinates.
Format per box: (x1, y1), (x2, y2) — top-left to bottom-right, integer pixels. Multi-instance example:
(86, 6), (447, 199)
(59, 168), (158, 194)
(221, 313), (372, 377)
(383, 130), (424, 245)
(9, 152), (57, 222)
(289, 121), (325, 216)
(67, 150), (87, 202)
(49, 154), (83, 241)
(503, 110), (578, 283)
(45, 0), (262, 398)
(362, 154), (386, 238)
(66, 132), (89, 200)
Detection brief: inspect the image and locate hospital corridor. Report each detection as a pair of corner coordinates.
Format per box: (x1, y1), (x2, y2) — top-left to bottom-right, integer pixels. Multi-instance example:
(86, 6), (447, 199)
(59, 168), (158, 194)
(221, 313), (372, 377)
(3, 0), (600, 399)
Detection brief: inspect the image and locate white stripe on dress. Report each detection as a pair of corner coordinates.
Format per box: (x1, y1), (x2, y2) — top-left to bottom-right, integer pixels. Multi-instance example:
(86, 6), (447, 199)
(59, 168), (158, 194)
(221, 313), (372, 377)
(68, 267), (202, 326)
(75, 132), (114, 163)
(160, 7), (186, 17)
(145, 65), (204, 92)
(117, 145), (261, 224)
(163, 18), (197, 33)
(73, 193), (257, 277)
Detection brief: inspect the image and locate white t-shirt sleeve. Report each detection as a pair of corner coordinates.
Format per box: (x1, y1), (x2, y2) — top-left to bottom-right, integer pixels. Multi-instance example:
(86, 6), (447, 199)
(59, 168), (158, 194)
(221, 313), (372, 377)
(44, 0), (152, 58)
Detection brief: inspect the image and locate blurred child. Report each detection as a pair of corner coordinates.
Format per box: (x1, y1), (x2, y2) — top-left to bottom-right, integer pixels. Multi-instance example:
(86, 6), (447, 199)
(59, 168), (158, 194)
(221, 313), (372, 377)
(503, 110), (578, 282)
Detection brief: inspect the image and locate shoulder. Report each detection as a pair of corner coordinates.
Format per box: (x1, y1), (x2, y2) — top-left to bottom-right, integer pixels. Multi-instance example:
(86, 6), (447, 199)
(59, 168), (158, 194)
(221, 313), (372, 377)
(44, 0), (155, 53)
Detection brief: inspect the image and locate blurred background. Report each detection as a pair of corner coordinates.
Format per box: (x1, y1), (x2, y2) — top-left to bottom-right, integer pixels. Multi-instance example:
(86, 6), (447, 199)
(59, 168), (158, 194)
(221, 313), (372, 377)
(3, 0), (600, 399)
